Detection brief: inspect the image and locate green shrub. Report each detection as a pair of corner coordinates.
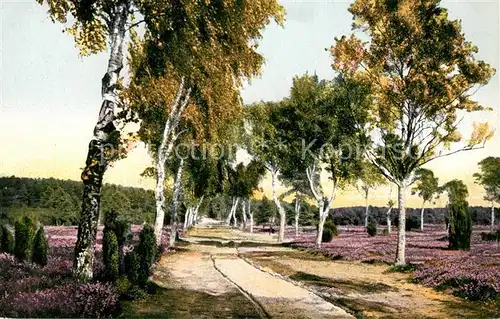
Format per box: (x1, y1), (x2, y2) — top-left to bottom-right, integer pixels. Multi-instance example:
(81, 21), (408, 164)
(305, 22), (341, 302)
(103, 229), (119, 281)
(480, 231), (500, 242)
(1, 225), (14, 254)
(405, 215), (420, 231)
(32, 226), (49, 267)
(124, 250), (140, 285)
(316, 220), (338, 243)
(14, 216), (37, 261)
(448, 201), (472, 250)
(136, 225), (157, 286)
(366, 220), (377, 236)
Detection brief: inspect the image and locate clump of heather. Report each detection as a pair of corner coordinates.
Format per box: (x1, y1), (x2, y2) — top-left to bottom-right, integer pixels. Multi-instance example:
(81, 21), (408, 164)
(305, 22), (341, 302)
(0, 225), (172, 318)
(291, 224), (500, 300)
(0, 282), (118, 318)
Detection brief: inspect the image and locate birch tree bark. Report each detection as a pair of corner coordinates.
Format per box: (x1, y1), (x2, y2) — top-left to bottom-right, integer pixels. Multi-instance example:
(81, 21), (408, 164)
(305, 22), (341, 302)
(248, 200), (254, 233)
(270, 168), (285, 242)
(420, 201), (426, 231)
(232, 197), (239, 228)
(73, 0), (130, 282)
(364, 190), (369, 227)
(386, 207), (393, 234)
(306, 163), (337, 248)
(169, 158), (184, 247)
(395, 182), (407, 265)
(491, 202), (495, 231)
(294, 197), (300, 237)
(226, 198), (235, 225)
(153, 80), (191, 245)
(241, 200), (247, 230)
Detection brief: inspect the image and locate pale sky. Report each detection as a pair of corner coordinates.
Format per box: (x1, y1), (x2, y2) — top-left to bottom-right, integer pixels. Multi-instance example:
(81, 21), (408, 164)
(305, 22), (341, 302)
(1, 0), (499, 207)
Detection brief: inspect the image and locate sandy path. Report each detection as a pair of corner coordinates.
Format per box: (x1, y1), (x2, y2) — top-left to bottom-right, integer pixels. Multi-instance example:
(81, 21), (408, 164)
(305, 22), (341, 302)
(144, 227), (353, 318)
(213, 255), (353, 318)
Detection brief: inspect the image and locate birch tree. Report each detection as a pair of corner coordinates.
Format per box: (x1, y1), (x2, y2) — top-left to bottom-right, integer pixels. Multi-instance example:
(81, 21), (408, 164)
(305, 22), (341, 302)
(37, 0), (284, 281)
(331, 0), (495, 265)
(275, 74), (370, 248)
(246, 102), (288, 242)
(356, 162), (386, 227)
(412, 168), (439, 231)
(474, 157), (500, 231)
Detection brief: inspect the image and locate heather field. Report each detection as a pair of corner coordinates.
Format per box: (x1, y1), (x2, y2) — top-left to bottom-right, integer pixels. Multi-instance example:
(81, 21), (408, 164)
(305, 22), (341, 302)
(288, 224), (500, 301)
(0, 226), (173, 318)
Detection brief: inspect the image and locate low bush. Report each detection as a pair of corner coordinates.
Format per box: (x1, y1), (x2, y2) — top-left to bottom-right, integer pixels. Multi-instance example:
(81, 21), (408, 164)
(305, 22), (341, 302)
(316, 220), (338, 243)
(366, 220), (377, 236)
(405, 215), (420, 231)
(136, 226), (157, 287)
(124, 250), (140, 285)
(103, 229), (119, 282)
(32, 226), (49, 267)
(480, 231), (500, 242)
(1, 225), (14, 254)
(14, 216), (37, 262)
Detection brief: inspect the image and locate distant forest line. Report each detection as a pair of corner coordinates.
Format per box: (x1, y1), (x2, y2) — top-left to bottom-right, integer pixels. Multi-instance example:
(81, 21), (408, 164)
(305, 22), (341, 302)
(0, 176), (496, 226)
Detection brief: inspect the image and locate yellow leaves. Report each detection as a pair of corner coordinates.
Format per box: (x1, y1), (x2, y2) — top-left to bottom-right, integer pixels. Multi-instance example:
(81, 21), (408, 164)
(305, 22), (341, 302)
(468, 122), (495, 147)
(66, 20), (107, 57)
(330, 35), (365, 74)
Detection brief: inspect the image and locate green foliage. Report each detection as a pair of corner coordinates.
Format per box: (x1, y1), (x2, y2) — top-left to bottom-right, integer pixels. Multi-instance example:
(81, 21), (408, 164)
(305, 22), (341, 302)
(1, 224), (14, 254)
(103, 229), (119, 281)
(317, 220), (338, 243)
(412, 168), (440, 204)
(124, 250), (140, 285)
(388, 264), (418, 274)
(32, 226), (49, 267)
(405, 215), (420, 231)
(448, 201), (472, 250)
(254, 196), (277, 225)
(103, 210), (130, 247)
(14, 216), (37, 262)
(474, 157), (500, 203)
(0, 177), (155, 226)
(481, 231), (500, 242)
(366, 220), (377, 237)
(136, 226), (157, 287)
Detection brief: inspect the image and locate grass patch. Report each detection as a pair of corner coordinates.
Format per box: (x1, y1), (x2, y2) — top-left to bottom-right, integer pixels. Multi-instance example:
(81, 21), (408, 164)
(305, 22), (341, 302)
(290, 271), (396, 294)
(120, 284), (261, 318)
(386, 264), (418, 274)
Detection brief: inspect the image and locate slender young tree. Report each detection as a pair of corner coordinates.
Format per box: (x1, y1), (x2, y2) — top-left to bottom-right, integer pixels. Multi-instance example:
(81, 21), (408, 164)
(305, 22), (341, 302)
(246, 102), (288, 242)
(331, 0), (495, 265)
(356, 162), (386, 227)
(37, 0), (284, 281)
(474, 157), (500, 231)
(412, 168), (439, 231)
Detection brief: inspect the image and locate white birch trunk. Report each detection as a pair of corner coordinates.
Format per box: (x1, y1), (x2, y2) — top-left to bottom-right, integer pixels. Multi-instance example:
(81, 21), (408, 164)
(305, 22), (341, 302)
(491, 202), (495, 231)
(232, 197), (240, 228)
(73, 0), (130, 282)
(315, 200), (326, 247)
(386, 207), (393, 234)
(169, 158), (184, 247)
(226, 198), (236, 225)
(395, 182), (407, 265)
(248, 200), (254, 233)
(420, 201), (426, 231)
(241, 200), (247, 230)
(153, 79), (191, 245)
(184, 208), (191, 230)
(294, 197), (300, 237)
(270, 169), (285, 242)
(364, 191), (369, 228)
